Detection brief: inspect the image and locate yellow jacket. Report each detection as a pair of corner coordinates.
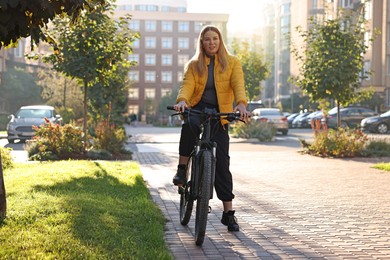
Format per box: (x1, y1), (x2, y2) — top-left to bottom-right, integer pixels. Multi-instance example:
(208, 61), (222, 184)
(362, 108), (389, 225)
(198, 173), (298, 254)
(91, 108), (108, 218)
(177, 54), (247, 125)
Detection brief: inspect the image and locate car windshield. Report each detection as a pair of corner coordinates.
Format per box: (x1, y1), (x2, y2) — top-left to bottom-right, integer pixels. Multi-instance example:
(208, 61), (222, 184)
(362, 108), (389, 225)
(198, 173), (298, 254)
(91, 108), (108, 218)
(17, 109), (52, 118)
(380, 110), (390, 117)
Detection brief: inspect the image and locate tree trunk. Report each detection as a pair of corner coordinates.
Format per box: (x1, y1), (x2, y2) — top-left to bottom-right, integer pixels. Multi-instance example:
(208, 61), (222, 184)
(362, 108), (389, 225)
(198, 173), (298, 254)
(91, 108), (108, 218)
(83, 80), (88, 150)
(0, 153), (6, 219)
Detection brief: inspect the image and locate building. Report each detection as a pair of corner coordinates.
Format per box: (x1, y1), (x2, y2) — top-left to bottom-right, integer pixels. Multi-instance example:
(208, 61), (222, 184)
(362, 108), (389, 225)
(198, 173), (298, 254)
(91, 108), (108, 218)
(265, 0), (390, 112)
(114, 0), (228, 122)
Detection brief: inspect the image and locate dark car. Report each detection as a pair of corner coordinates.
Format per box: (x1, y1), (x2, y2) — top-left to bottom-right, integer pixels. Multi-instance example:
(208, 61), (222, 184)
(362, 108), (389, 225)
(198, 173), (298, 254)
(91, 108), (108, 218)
(291, 112), (310, 128)
(287, 113), (300, 128)
(6, 105), (62, 143)
(322, 106), (377, 129)
(361, 110), (390, 134)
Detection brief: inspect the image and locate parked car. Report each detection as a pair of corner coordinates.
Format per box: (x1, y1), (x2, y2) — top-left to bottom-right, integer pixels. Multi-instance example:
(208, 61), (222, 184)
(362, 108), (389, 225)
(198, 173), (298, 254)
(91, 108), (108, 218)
(361, 110), (390, 134)
(291, 112), (311, 128)
(246, 101), (265, 112)
(6, 105), (62, 143)
(306, 111), (324, 128)
(321, 106), (377, 129)
(251, 108), (288, 135)
(287, 113), (300, 128)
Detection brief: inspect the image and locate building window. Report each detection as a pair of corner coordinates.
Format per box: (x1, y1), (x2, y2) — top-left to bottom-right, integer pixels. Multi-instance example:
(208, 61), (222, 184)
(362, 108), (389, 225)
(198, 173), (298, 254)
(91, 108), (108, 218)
(145, 54), (156, 65)
(194, 22), (203, 33)
(364, 0), (372, 20)
(161, 71), (172, 83)
(145, 37), (156, 49)
(13, 44), (23, 58)
(341, 0), (353, 8)
(178, 21), (190, 32)
(128, 88), (139, 99)
(128, 54), (139, 65)
(162, 21), (173, 32)
(133, 38), (140, 48)
(145, 20), (157, 31)
(128, 105), (139, 115)
(161, 37), (173, 49)
(129, 20), (140, 31)
(145, 71), (156, 82)
(161, 88), (171, 97)
(145, 88), (156, 99)
(178, 37), (190, 49)
(135, 4), (147, 11)
(129, 71), (139, 82)
(161, 54), (173, 66)
(178, 55), (189, 66)
(362, 60), (371, 81)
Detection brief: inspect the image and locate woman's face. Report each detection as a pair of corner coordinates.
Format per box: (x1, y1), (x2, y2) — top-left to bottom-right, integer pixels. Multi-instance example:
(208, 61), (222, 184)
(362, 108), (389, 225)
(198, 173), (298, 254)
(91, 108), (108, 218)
(202, 30), (220, 56)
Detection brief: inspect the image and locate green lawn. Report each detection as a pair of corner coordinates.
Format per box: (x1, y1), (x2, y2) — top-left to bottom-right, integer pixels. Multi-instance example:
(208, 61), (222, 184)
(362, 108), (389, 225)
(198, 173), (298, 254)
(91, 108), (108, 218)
(0, 160), (172, 259)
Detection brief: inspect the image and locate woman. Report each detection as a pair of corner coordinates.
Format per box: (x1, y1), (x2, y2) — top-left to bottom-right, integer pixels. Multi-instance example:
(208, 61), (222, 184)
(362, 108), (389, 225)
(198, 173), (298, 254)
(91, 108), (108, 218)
(172, 25), (250, 232)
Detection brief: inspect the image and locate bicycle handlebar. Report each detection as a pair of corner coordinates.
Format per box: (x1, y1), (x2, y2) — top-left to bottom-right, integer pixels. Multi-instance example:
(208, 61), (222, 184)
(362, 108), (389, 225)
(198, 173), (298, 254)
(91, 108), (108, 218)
(167, 105), (247, 123)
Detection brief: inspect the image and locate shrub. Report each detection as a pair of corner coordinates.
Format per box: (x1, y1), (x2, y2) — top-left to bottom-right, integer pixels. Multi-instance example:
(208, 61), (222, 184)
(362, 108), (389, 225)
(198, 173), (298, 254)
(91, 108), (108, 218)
(27, 119), (84, 160)
(93, 120), (131, 158)
(363, 140), (390, 157)
(300, 128), (368, 158)
(230, 120), (276, 141)
(0, 146), (14, 171)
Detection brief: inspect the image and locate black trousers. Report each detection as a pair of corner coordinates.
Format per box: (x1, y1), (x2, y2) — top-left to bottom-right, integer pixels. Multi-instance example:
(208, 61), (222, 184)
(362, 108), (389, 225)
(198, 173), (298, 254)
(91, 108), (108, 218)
(179, 114), (235, 202)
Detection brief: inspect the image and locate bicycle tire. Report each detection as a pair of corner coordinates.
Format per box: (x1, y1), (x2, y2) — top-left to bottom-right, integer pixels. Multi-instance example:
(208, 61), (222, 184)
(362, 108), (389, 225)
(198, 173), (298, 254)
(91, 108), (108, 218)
(195, 150), (212, 246)
(180, 155), (194, 225)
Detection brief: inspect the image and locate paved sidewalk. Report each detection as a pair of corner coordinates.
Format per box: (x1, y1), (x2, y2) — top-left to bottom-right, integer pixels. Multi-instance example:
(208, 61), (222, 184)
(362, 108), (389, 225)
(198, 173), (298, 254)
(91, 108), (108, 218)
(126, 125), (390, 259)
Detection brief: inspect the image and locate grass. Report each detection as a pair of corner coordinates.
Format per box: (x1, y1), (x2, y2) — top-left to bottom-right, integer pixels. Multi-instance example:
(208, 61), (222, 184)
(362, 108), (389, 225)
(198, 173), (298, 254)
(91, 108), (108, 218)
(373, 162), (390, 171)
(0, 160), (172, 259)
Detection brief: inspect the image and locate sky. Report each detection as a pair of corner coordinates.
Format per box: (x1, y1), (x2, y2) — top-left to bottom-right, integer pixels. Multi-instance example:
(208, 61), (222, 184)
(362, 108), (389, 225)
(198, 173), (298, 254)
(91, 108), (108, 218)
(187, 0), (270, 33)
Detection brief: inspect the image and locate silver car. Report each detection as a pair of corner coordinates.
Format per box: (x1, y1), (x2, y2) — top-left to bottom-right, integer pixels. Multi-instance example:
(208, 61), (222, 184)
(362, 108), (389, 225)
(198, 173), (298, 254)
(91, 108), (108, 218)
(6, 105), (62, 143)
(251, 108), (289, 135)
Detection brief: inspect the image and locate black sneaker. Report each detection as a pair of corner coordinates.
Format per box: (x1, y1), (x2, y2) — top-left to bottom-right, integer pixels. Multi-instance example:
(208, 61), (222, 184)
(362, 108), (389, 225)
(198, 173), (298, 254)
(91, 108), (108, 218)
(172, 167), (186, 186)
(221, 210), (239, 231)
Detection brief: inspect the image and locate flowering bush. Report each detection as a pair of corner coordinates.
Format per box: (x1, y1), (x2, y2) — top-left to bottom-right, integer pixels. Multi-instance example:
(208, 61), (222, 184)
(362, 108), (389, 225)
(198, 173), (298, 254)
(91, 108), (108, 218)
(300, 128), (368, 157)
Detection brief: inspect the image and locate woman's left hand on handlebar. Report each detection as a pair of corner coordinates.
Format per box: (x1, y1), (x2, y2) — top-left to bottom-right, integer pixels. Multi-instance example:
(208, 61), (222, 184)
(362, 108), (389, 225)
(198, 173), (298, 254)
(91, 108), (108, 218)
(174, 101), (188, 113)
(234, 103), (251, 122)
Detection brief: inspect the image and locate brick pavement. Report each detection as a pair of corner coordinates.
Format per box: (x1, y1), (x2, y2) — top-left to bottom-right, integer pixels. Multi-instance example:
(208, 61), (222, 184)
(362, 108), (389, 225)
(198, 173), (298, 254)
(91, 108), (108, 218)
(127, 125), (390, 260)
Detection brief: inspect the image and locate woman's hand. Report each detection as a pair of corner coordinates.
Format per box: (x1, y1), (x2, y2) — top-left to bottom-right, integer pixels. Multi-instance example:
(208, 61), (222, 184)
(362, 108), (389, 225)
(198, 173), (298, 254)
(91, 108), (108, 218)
(174, 101), (188, 112)
(234, 103), (251, 122)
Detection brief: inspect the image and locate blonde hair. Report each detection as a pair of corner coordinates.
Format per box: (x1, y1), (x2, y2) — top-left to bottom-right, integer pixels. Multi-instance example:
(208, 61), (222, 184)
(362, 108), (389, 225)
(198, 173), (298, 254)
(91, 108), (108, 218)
(186, 25), (230, 76)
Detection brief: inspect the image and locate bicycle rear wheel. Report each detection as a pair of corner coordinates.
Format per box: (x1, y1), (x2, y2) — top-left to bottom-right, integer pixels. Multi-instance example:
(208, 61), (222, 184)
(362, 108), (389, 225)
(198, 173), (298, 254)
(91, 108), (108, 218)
(180, 156), (194, 225)
(195, 150), (213, 246)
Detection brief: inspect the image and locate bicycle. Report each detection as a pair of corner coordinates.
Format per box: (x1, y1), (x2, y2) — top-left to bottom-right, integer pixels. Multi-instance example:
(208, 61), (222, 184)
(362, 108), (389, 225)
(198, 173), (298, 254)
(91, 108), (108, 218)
(167, 105), (244, 246)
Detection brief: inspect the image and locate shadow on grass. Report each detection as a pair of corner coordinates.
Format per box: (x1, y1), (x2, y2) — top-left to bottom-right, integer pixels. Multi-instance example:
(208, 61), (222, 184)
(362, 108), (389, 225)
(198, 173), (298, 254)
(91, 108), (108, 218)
(32, 161), (170, 259)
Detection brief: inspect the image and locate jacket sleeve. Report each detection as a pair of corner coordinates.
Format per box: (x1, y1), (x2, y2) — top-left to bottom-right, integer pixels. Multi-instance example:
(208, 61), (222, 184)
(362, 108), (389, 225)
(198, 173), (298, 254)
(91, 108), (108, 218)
(230, 56), (247, 106)
(176, 62), (196, 105)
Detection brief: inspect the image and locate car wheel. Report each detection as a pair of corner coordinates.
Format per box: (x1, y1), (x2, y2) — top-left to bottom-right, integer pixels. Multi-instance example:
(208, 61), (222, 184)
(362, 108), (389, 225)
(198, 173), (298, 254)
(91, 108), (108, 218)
(8, 139), (15, 144)
(377, 123), (388, 134)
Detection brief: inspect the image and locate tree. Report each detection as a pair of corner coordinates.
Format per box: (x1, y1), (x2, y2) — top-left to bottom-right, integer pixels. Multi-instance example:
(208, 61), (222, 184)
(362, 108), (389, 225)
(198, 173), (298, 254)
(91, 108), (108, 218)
(0, 0), (105, 48)
(0, 67), (42, 112)
(231, 39), (269, 102)
(0, 155), (5, 219)
(36, 69), (84, 119)
(290, 8), (376, 127)
(45, 3), (139, 144)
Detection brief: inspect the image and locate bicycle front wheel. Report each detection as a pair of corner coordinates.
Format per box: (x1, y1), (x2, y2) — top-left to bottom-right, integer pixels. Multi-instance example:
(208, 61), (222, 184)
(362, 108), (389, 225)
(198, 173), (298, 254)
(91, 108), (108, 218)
(180, 155), (194, 225)
(195, 150), (213, 246)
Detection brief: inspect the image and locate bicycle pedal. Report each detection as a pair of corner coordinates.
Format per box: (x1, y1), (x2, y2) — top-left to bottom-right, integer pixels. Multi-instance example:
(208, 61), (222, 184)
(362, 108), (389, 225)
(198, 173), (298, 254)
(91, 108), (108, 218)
(178, 186), (185, 194)
(208, 206), (212, 213)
